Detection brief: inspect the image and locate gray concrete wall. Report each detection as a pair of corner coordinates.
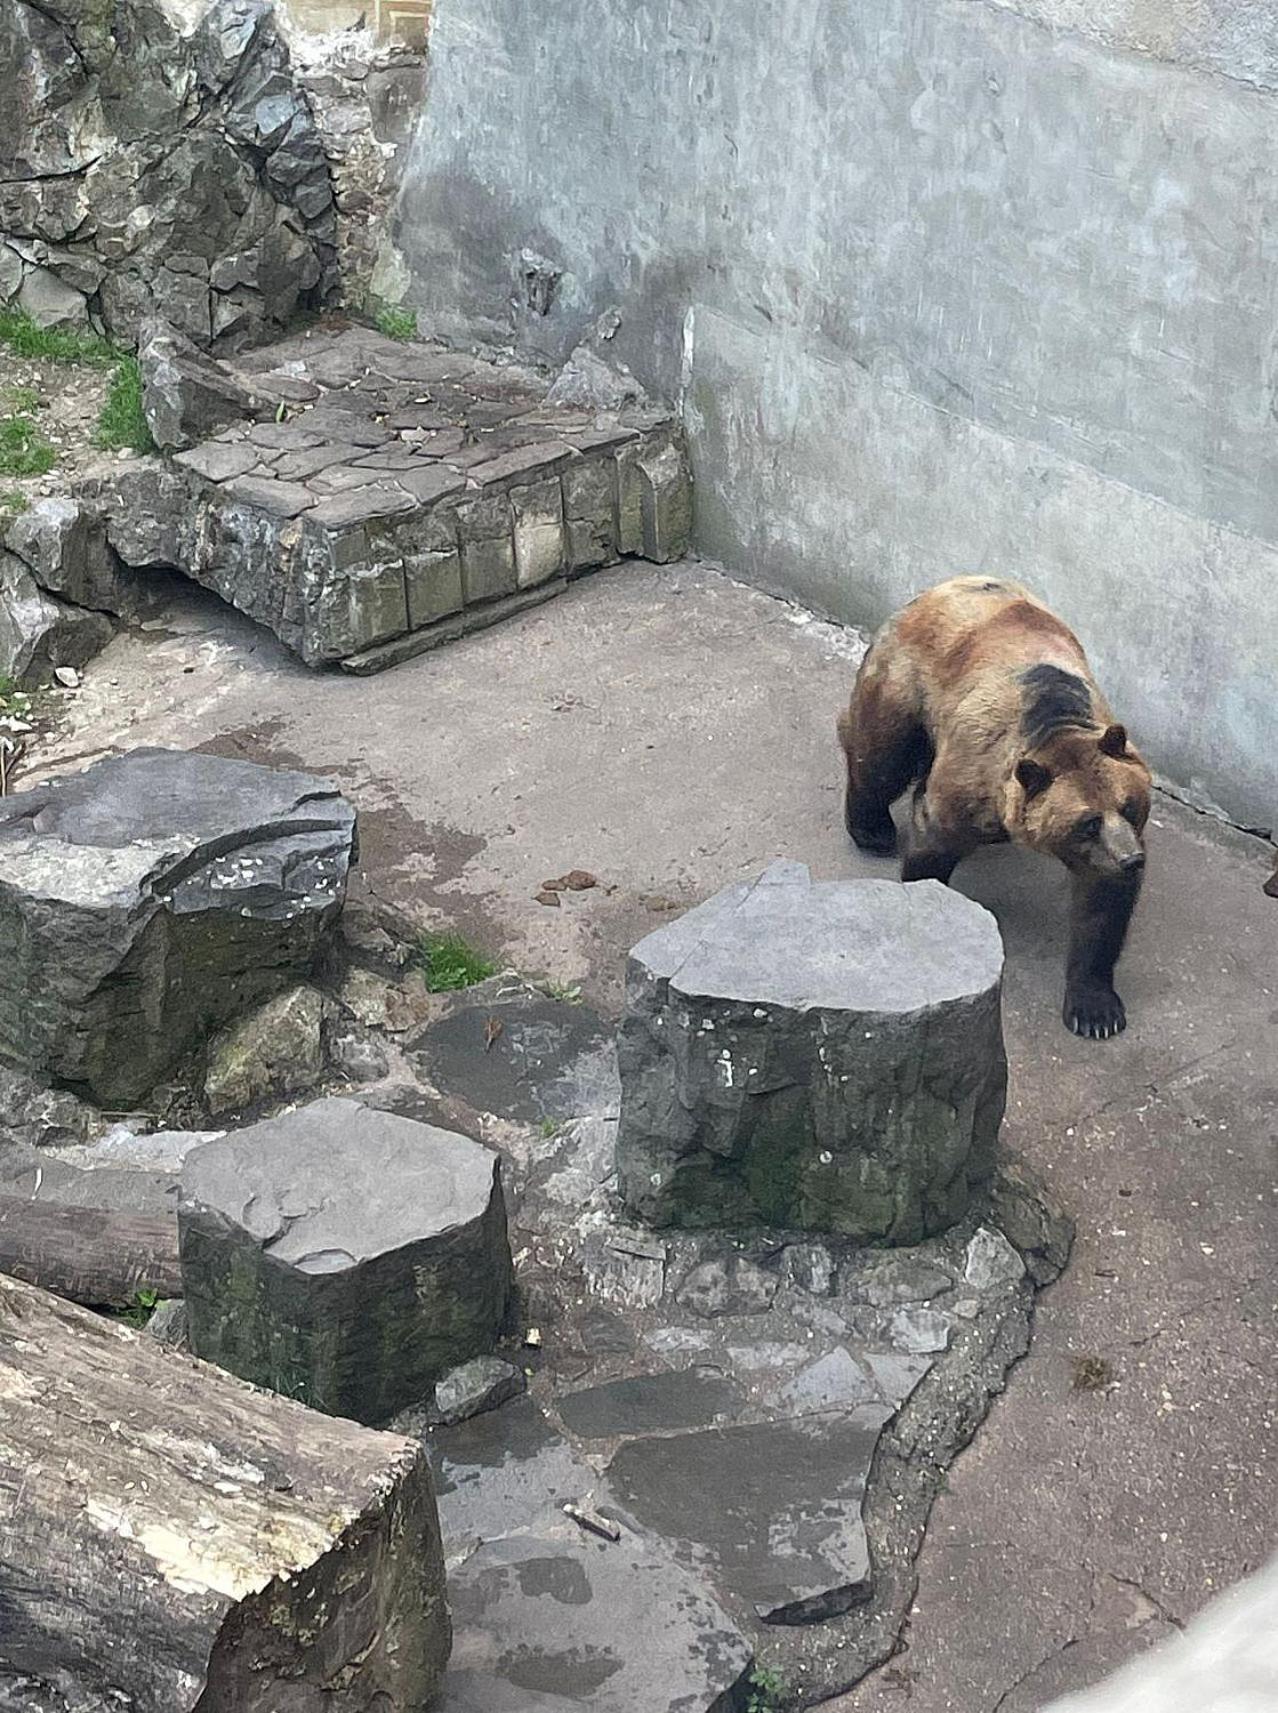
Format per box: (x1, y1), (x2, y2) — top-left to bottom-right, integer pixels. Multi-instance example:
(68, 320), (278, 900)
(396, 0), (1278, 827)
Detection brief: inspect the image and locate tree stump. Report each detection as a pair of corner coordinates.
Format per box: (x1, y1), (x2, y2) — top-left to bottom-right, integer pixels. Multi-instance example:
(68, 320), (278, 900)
(180, 1097), (513, 1424)
(0, 1272), (451, 1711)
(616, 861), (1007, 1242)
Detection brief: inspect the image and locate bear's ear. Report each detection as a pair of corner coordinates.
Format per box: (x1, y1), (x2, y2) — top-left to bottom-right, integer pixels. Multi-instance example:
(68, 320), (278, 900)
(1098, 723), (1128, 758)
(1015, 758), (1053, 799)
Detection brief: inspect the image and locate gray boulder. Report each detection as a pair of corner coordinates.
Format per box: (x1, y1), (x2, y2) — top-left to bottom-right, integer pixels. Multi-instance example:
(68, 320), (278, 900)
(546, 344), (650, 411)
(0, 749), (355, 1106)
(431, 1354), (526, 1426)
(202, 983), (329, 1115)
(0, 553), (114, 688)
(139, 322), (264, 451)
(616, 861), (1007, 1243)
(0, 1065), (101, 1149)
(16, 265), (88, 329)
(180, 1097), (513, 1424)
(6, 497), (159, 620)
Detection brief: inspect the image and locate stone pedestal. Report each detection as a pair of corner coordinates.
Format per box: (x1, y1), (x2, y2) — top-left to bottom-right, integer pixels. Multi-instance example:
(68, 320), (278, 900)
(180, 1097), (513, 1424)
(0, 748), (355, 1106)
(616, 862), (1007, 1243)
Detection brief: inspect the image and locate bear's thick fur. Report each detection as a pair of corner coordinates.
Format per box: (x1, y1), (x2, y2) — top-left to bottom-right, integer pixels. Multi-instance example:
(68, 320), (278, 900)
(838, 575), (1152, 1040)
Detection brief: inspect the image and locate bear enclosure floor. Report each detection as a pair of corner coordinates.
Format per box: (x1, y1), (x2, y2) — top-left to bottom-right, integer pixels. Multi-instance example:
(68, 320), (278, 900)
(24, 558), (1278, 1712)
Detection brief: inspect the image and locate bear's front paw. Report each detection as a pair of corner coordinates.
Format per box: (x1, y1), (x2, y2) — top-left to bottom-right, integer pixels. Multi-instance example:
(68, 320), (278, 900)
(1063, 985), (1127, 1041)
(848, 818), (898, 857)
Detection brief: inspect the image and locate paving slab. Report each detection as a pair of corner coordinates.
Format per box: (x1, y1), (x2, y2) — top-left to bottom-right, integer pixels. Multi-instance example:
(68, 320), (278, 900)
(607, 1408), (891, 1625)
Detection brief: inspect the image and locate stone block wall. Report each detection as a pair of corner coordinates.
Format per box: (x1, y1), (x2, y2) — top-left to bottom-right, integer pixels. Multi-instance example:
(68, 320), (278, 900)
(393, 0), (1278, 829)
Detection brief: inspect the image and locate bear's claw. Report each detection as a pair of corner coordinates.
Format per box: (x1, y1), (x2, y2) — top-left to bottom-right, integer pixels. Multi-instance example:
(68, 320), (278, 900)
(1064, 986), (1127, 1040)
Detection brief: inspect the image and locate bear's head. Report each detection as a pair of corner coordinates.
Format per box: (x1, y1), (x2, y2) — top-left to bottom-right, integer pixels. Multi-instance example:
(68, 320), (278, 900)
(1012, 723), (1151, 879)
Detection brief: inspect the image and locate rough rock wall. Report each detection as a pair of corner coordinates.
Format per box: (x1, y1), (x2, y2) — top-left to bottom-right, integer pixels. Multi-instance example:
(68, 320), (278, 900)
(287, 27), (426, 311)
(0, 0), (338, 349)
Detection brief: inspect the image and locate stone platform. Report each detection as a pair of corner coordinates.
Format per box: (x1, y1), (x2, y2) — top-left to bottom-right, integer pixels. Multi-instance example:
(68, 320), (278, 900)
(85, 325), (692, 670)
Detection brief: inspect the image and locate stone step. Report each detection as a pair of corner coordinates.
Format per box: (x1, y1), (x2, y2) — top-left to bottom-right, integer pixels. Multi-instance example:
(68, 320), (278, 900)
(85, 327), (692, 669)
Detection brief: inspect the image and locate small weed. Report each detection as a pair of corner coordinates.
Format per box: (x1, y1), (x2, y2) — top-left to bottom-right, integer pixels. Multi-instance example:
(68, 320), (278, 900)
(541, 979), (583, 1005)
(538, 1117), (562, 1140)
(119, 1286), (160, 1329)
(96, 356), (154, 453)
(0, 677), (33, 718)
(0, 489), (27, 517)
(1071, 1353), (1116, 1392)
(6, 384), (41, 414)
(0, 308), (120, 368)
(374, 302), (418, 342)
(417, 931), (497, 993)
(746, 1666), (789, 1713)
(0, 413), (56, 477)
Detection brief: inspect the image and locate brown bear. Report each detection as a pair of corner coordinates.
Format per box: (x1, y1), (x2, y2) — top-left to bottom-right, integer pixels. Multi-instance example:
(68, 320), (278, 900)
(837, 575), (1152, 1040)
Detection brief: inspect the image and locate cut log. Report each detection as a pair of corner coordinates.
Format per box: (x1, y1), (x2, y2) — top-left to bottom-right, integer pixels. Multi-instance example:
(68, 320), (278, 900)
(0, 1196), (181, 1308)
(0, 1273), (451, 1711)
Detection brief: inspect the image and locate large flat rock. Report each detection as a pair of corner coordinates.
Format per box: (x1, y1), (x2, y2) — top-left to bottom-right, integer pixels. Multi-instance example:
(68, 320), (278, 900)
(606, 1407), (891, 1626)
(0, 748), (355, 1105)
(616, 861), (1008, 1241)
(441, 1521), (753, 1713)
(417, 1395), (754, 1711)
(180, 1097), (513, 1424)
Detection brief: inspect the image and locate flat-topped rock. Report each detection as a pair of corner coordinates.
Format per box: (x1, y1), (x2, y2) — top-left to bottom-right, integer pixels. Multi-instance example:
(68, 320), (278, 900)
(85, 326), (692, 670)
(180, 1097), (513, 1424)
(0, 749), (355, 1106)
(616, 861), (1007, 1241)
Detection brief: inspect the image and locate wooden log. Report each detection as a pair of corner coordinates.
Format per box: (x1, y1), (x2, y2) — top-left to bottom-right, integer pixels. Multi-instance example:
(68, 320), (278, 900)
(0, 1273), (451, 1711)
(0, 1196), (182, 1308)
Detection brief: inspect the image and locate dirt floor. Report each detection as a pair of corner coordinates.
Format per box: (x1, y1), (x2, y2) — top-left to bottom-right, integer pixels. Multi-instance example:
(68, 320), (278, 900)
(23, 559), (1278, 1712)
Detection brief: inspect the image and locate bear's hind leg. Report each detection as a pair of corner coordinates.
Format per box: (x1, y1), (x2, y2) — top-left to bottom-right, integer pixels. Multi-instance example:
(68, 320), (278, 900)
(839, 684), (932, 858)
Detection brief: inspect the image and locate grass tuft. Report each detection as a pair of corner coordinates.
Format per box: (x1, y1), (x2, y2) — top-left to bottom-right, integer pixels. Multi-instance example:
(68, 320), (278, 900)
(0, 488), (28, 517)
(417, 931), (497, 993)
(0, 308), (120, 368)
(0, 676), (33, 718)
(0, 412), (56, 477)
(95, 356), (154, 453)
(374, 302), (418, 342)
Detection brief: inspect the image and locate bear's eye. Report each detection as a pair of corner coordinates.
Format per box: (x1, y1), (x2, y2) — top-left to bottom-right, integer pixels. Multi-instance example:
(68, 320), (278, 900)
(1120, 799), (1141, 825)
(1076, 814), (1103, 841)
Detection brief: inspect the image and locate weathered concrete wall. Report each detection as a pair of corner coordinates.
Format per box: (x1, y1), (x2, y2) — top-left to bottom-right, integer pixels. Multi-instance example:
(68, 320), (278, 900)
(396, 0), (1278, 826)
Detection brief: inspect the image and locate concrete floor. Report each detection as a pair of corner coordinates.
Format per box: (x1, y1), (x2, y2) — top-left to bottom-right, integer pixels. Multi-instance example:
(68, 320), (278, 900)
(34, 560), (1278, 1711)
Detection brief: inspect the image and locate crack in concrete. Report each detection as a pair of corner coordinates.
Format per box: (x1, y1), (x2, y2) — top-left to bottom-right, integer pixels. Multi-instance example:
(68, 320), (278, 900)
(989, 1634), (1081, 1713)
